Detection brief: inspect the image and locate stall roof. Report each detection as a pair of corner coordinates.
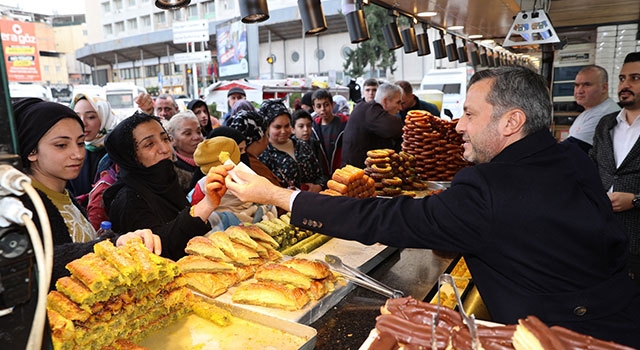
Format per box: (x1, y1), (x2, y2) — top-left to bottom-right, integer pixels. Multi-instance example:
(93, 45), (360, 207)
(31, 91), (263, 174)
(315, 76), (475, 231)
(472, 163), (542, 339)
(76, 0), (640, 67)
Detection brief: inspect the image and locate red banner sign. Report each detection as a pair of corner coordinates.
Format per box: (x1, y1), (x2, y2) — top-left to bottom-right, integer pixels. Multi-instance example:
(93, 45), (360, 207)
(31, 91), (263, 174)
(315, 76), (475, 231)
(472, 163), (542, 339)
(1, 19), (41, 82)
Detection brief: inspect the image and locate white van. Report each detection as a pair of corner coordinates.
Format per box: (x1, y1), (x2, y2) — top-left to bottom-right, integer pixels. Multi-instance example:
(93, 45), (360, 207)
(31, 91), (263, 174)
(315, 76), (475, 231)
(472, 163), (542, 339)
(9, 83), (53, 103)
(105, 82), (147, 120)
(419, 67), (472, 119)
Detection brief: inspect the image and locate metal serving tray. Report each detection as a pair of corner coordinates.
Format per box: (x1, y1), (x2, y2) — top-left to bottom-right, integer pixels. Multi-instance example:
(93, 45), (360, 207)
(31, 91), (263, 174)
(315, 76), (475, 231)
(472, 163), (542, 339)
(138, 298), (317, 349)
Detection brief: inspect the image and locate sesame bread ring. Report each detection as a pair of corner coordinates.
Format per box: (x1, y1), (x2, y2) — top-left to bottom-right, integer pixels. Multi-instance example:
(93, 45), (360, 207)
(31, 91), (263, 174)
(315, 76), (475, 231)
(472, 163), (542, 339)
(371, 163), (392, 173)
(365, 156), (391, 166)
(367, 149), (391, 158)
(381, 177), (403, 186)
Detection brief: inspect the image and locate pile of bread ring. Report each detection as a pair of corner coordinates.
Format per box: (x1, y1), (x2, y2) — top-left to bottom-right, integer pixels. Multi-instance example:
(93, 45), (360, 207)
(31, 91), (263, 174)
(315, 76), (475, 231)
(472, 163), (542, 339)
(402, 110), (472, 182)
(364, 148), (429, 197)
(320, 164), (376, 198)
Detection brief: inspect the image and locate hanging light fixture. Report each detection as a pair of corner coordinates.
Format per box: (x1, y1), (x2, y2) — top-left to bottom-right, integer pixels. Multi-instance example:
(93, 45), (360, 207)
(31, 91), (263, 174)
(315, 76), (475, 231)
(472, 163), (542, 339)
(432, 29), (446, 59)
(479, 46), (489, 67)
(345, 0), (369, 43)
(470, 42), (481, 67)
(416, 22), (431, 56)
(401, 18), (418, 54)
(457, 38), (469, 63)
(487, 49), (496, 67)
(446, 34), (459, 62)
(382, 10), (403, 51)
(239, 0), (269, 23)
(298, 0), (328, 34)
(155, 0), (190, 10)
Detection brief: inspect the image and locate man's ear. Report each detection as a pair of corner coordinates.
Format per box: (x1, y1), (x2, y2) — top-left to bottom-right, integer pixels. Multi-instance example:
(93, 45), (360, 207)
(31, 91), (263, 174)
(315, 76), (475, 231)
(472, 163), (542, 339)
(502, 109), (526, 137)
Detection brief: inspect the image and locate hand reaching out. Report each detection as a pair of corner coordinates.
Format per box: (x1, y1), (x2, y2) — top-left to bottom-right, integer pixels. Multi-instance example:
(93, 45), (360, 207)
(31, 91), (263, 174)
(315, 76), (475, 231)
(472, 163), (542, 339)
(115, 229), (162, 255)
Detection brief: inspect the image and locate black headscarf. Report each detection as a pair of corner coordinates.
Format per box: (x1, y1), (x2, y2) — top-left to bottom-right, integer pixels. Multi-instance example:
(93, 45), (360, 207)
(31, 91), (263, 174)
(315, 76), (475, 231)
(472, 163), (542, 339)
(12, 97), (84, 171)
(103, 112), (188, 218)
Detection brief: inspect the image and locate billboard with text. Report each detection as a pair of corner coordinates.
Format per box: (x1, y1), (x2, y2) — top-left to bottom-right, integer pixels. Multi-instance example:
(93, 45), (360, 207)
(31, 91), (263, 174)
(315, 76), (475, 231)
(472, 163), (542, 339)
(0, 19), (41, 82)
(216, 20), (248, 80)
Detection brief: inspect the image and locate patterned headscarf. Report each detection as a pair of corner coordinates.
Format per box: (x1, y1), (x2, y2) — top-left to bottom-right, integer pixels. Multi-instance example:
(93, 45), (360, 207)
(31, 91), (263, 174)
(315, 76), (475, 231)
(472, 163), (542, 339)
(226, 110), (266, 147)
(260, 99), (291, 126)
(72, 92), (119, 151)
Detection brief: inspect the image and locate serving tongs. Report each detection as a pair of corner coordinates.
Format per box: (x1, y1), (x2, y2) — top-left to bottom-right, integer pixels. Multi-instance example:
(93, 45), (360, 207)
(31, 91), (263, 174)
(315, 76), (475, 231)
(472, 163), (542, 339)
(431, 273), (479, 350)
(324, 254), (404, 299)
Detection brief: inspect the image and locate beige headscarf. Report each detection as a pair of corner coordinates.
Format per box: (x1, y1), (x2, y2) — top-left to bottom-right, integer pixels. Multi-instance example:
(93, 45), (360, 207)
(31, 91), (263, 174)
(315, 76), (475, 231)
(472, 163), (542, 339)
(72, 92), (119, 150)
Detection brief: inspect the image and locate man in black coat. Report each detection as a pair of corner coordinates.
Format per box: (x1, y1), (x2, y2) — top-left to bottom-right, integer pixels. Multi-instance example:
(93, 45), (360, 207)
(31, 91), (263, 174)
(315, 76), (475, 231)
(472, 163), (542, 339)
(226, 66), (640, 348)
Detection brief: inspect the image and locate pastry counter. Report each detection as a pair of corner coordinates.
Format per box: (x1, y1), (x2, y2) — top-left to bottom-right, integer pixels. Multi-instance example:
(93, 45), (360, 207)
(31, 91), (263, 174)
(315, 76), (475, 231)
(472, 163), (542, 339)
(310, 248), (458, 349)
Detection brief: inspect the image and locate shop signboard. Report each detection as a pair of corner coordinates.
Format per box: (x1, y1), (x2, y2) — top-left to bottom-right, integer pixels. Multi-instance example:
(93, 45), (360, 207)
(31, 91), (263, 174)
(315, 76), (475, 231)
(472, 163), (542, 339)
(0, 19), (41, 82)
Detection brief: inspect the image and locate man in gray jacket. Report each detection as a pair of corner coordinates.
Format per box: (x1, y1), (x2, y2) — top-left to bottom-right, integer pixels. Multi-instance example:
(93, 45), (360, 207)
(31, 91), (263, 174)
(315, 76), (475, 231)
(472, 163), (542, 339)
(591, 51), (640, 285)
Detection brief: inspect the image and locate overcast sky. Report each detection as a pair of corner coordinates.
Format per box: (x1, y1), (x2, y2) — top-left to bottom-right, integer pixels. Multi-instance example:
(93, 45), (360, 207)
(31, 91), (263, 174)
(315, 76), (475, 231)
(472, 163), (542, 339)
(0, 0), (86, 15)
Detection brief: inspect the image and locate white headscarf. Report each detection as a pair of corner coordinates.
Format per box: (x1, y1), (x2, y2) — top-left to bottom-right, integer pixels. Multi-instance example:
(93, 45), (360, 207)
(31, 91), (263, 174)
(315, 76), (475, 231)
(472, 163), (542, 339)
(72, 92), (119, 150)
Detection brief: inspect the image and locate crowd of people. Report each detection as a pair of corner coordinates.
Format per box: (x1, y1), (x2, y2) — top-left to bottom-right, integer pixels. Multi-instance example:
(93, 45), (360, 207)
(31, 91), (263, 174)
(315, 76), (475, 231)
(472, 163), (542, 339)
(8, 57), (640, 348)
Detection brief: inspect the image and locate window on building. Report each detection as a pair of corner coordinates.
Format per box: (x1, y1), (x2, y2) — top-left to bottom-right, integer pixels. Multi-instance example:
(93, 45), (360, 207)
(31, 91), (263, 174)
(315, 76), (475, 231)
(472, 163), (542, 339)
(172, 9), (183, 22)
(155, 12), (166, 25)
(145, 66), (159, 77)
(141, 15), (151, 27)
(174, 64), (182, 74)
(127, 0), (136, 7)
(44, 65), (50, 73)
(114, 0), (124, 11)
(203, 1), (216, 18)
(221, 0), (235, 11)
(127, 18), (138, 30)
(56, 65), (61, 73)
(163, 63), (171, 75)
(102, 2), (111, 13)
(115, 21), (125, 34)
(103, 24), (113, 36)
(188, 5), (198, 19)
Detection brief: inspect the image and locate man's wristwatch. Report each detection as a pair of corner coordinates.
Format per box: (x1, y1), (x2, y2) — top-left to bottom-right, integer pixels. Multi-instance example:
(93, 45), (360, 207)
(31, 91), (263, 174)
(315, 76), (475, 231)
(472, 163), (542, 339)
(633, 194), (640, 209)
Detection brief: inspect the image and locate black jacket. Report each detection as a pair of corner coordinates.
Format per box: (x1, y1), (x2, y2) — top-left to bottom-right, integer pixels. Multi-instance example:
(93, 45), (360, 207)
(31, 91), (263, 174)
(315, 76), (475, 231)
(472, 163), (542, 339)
(292, 129), (640, 347)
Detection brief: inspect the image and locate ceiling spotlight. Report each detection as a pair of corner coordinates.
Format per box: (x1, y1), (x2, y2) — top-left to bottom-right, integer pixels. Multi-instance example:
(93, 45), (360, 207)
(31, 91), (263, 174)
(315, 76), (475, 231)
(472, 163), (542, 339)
(446, 34), (459, 62)
(432, 29), (446, 59)
(448, 25), (464, 31)
(487, 50), (496, 67)
(345, 0), (369, 43)
(298, 0), (328, 34)
(479, 46), (489, 67)
(239, 0), (269, 23)
(468, 34), (483, 39)
(401, 19), (418, 54)
(155, 0), (190, 10)
(416, 22), (431, 56)
(382, 10), (403, 51)
(470, 43), (481, 67)
(457, 38), (469, 63)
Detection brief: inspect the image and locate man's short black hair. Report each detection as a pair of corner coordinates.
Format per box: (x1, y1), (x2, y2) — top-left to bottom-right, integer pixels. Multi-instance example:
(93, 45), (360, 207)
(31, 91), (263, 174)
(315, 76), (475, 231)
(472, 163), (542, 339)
(624, 52), (640, 63)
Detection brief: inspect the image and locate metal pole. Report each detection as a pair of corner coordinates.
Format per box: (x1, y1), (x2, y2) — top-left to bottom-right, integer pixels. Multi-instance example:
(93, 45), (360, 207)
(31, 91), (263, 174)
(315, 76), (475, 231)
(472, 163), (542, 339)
(191, 42), (198, 98)
(140, 49), (145, 88)
(114, 53), (118, 82)
(303, 27), (307, 85)
(269, 30), (273, 79)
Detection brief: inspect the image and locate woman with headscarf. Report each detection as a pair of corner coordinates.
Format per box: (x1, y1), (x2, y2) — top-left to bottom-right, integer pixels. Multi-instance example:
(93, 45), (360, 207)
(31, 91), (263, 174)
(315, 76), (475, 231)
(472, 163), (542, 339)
(102, 112), (229, 260)
(258, 99), (327, 191)
(67, 93), (119, 207)
(227, 109), (282, 187)
(12, 98), (162, 283)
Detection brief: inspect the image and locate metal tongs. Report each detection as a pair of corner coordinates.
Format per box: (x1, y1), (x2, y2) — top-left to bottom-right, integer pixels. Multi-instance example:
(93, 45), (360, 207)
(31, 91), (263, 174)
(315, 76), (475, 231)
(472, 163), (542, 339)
(324, 254), (405, 299)
(431, 274), (479, 350)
